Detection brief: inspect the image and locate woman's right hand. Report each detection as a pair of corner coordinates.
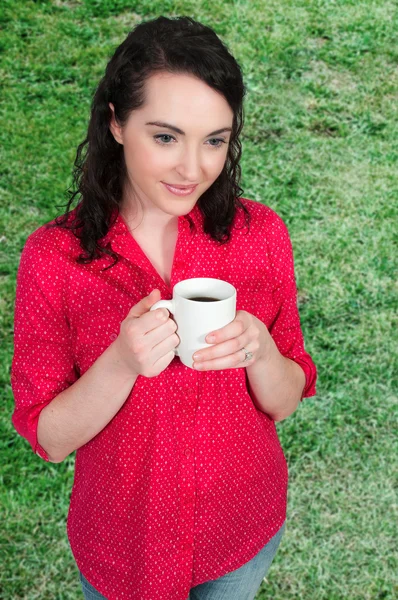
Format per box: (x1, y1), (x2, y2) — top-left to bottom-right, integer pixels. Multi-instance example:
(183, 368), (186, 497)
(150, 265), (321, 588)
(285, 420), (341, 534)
(112, 289), (179, 378)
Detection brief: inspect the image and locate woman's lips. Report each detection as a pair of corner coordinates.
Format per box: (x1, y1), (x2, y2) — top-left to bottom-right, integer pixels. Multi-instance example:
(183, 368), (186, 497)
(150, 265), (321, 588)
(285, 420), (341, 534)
(162, 182), (198, 196)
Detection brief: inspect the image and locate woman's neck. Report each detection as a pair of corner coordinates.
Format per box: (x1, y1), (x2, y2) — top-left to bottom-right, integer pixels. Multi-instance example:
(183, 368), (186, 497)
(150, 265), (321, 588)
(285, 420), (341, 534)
(120, 199), (178, 235)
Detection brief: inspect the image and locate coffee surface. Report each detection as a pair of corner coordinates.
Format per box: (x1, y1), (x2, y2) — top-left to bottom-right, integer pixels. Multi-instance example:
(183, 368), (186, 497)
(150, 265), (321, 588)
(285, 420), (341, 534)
(187, 296), (220, 302)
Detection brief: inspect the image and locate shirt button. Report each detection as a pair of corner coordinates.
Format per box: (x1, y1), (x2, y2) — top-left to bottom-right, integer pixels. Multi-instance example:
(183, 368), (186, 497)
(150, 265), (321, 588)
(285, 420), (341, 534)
(184, 496), (194, 505)
(184, 448), (192, 458)
(186, 388), (195, 396)
(182, 543), (191, 552)
(109, 333), (118, 341)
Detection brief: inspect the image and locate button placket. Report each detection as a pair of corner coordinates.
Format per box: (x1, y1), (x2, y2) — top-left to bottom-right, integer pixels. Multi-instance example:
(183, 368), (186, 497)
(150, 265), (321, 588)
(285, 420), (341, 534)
(175, 376), (197, 583)
(170, 216), (193, 287)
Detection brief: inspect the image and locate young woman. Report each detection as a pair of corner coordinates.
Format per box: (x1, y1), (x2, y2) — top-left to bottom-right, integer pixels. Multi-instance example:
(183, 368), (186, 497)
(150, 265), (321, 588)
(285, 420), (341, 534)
(11, 16), (317, 600)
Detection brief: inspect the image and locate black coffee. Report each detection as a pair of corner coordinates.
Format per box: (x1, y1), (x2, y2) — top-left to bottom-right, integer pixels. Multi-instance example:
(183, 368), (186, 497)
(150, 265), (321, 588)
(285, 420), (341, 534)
(187, 296), (221, 302)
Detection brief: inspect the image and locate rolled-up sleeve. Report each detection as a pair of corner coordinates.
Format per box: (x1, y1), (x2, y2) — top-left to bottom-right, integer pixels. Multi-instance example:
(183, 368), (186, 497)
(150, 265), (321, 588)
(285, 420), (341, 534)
(11, 227), (78, 460)
(267, 213), (317, 399)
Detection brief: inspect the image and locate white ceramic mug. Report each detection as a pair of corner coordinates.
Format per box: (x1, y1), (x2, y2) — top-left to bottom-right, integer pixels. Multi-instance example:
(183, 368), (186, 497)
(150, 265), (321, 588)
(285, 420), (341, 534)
(150, 278), (237, 368)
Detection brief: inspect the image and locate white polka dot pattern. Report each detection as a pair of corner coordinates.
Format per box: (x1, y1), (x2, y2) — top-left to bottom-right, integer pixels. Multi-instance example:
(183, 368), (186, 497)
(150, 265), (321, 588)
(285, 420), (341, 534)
(11, 198), (317, 600)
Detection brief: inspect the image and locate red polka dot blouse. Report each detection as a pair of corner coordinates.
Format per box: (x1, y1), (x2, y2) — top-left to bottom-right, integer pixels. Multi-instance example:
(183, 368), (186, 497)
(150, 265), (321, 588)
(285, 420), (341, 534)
(11, 197), (317, 600)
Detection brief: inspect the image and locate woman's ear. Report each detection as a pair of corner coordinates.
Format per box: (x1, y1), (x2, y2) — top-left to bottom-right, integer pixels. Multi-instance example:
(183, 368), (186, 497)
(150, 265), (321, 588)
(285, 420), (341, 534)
(109, 103), (124, 144)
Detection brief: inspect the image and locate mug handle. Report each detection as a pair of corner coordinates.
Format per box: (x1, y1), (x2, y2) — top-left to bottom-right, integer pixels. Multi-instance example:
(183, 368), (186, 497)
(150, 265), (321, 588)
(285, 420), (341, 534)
(150, 299), (179, 356)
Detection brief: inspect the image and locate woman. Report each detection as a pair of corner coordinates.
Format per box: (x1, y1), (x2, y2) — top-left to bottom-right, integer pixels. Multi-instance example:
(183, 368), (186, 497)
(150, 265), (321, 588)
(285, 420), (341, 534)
(11, 15), (317, 600)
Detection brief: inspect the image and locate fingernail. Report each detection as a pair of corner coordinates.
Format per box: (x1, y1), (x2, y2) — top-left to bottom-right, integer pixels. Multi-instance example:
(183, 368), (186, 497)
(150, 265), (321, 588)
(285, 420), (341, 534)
(207, 335), (215, 343)
(193, 354), (202, 361)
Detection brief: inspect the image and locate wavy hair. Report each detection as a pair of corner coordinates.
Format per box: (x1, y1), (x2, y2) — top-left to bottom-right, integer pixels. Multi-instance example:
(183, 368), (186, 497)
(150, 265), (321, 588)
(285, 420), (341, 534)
(54, 15), (250, 264)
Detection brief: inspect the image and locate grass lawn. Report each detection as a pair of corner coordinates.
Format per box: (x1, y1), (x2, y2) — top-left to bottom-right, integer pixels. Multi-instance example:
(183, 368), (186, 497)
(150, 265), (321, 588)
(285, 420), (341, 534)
(1, 0), (397, 598)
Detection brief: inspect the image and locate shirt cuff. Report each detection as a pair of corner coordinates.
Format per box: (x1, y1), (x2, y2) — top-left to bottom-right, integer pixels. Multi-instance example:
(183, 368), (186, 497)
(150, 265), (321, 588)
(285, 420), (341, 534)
(34, 440), (50, 462)
(290, 355), (317, 399)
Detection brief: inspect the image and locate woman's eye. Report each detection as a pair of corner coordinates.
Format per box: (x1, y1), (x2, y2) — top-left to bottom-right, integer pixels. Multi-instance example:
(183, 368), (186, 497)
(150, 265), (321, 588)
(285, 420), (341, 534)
(154, 134), (175, 145)
(207, 138), (227, 148)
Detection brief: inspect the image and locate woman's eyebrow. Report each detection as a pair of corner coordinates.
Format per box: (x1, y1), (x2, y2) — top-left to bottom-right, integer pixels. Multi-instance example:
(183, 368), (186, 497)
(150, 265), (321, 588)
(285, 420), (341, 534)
(146, 121), (232, 136)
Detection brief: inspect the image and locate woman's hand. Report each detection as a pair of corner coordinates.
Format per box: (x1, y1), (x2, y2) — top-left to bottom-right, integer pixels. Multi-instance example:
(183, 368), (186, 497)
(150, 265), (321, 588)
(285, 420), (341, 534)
(192, 310), (274, 371)
(112, 289), (180, 379)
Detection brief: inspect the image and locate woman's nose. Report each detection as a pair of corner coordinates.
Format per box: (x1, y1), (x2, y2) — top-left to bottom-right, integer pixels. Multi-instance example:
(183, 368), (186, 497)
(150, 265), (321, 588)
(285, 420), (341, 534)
(176, 146), (202, 181)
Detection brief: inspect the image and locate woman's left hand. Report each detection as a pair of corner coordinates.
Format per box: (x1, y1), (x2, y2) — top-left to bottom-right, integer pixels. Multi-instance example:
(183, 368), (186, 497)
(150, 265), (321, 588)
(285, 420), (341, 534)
(192, 310), (274, 371)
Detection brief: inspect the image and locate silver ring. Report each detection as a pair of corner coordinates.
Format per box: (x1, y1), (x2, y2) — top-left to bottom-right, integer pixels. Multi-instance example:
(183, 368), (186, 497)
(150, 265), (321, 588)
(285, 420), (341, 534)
(242, 348), (253, 362)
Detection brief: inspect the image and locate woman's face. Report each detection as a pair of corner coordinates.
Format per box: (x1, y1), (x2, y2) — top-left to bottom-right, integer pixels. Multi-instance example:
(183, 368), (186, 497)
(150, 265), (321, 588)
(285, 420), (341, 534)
(109, 71), (234, 219)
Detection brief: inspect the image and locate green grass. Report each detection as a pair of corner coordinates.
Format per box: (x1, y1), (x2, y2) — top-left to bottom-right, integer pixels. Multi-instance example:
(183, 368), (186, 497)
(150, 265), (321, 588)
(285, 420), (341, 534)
(1, 0), (397, 598)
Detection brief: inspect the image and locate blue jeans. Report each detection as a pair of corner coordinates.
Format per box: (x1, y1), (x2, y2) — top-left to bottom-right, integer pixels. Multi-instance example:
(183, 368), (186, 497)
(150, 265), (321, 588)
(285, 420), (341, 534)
(79, 521), (285, 600)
